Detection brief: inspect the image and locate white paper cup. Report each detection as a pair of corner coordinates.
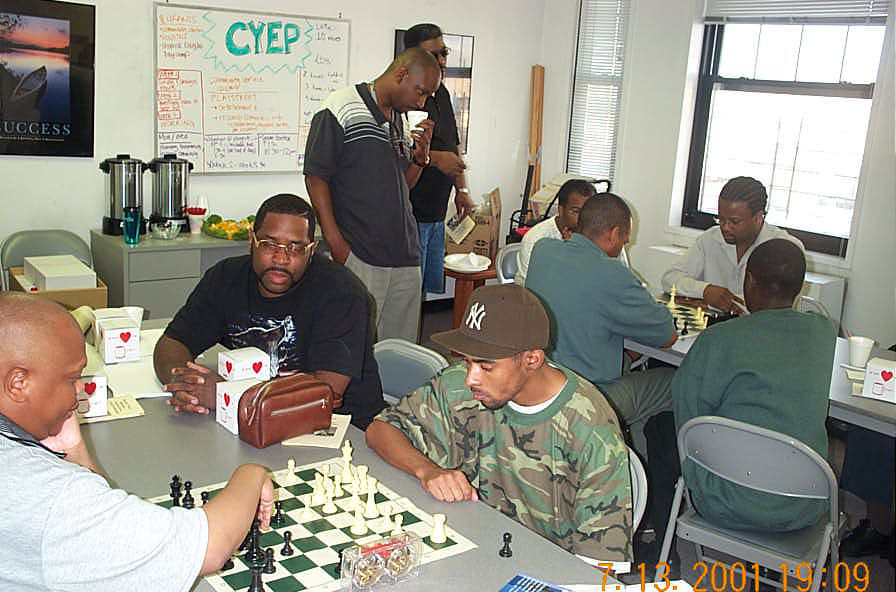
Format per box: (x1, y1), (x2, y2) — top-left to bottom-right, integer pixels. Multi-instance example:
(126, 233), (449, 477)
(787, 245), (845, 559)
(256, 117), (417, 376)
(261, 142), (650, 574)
(848, 336), (875, 367)
(406, 110), (428, 131)
(188, 214), (204, 234)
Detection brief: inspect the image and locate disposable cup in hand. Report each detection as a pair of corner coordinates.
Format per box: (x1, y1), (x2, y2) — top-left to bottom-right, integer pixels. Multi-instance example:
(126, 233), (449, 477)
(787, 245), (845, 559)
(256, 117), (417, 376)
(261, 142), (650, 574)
(407, 110), (428, 131)
(848, 336), (874, 367)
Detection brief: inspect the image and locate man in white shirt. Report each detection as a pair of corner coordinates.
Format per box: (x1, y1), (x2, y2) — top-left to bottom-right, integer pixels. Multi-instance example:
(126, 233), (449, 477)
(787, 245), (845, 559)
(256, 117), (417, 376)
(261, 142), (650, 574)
(515, 180), (629, 285)
(661, 176), (803, 315)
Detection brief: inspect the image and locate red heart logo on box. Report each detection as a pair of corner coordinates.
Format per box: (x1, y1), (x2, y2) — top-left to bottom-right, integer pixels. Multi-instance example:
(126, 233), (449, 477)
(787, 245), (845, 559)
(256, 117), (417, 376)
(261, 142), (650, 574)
(224, 393), (231, 406)
(225, 361), (233, 373)
(84, 382), (97, 395)
(882, 371), (893, 382)
(252, 362), (263, 373)
(120, 332), (131, 343)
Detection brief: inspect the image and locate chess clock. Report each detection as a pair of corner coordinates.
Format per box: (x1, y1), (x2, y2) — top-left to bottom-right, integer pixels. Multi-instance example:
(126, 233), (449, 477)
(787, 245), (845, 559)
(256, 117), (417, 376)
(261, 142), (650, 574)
(596, 561), (872, 591)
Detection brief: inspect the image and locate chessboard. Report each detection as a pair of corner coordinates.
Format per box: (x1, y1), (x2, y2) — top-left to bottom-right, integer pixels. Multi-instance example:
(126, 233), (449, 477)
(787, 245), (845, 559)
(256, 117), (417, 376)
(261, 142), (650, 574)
(664, 302), (709, 337)
(148, 457), (477, 592)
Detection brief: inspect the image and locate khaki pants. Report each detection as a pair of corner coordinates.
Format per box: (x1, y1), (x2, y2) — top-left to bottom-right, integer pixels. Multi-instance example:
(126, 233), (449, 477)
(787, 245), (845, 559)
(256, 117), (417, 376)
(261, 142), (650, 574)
(600, 367), (675, 458)
(345, 252), (422, 343)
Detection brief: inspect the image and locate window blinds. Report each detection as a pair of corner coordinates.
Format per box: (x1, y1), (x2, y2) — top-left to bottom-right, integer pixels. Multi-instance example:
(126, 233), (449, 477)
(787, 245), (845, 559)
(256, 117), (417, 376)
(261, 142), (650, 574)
(705, 0), (889, 23)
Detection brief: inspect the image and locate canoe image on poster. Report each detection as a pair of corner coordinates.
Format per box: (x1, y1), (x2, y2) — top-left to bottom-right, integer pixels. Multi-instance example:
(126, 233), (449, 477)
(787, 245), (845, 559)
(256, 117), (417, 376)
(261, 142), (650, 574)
(155, 3), (350, 173)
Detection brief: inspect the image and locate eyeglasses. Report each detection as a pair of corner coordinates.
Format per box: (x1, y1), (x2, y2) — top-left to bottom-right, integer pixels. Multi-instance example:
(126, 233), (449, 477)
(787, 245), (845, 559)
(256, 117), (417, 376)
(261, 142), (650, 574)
(253, 236), (315, 257)
(713, 211), (764, 228)
(430, 47), (450, 59)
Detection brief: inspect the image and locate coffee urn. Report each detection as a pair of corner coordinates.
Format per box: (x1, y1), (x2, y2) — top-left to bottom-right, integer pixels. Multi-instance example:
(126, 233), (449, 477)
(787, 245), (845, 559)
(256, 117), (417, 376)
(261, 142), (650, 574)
(100, 154), (148, 235)
(148, 153), (193, 231)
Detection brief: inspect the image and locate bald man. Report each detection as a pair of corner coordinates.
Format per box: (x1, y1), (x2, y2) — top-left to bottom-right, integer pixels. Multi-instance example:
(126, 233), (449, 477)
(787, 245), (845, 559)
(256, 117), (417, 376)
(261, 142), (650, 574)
(662, 176), (803, 315)
(0, 293), (274, 592)
(305, 47), (441, 342)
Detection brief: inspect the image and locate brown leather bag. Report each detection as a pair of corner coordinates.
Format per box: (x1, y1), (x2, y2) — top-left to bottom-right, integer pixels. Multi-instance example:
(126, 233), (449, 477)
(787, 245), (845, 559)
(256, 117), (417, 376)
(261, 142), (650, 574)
(237, 374), (334, 448)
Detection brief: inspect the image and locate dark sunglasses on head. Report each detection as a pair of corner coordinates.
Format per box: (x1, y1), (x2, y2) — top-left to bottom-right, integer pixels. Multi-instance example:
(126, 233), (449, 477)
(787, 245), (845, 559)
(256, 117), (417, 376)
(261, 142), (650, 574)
(431, 47), (450, 58)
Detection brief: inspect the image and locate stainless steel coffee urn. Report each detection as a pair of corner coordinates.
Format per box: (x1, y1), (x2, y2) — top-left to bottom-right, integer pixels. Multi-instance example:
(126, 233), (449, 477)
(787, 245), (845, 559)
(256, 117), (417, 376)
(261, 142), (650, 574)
(148, 153), (193, 230)
(100, 154), (148, 235)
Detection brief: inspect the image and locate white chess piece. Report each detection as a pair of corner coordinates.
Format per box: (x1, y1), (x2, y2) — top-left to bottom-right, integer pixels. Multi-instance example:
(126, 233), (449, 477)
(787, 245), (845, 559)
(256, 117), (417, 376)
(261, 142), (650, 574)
(390, 513), (404, 536)
(348, 487), (360, 511)
(300, 493), (314, 521)
(668, 285), (677, 308)
(280, 458), (297, 485)
(430, 513), (447, 544)
(322, 491), (338, 514)
(350, 506), (368, 535)
(341, 458), (353, 484)
(311, 473), (325, 505)
(333, 473), (344, 497)
(380, 502), (393, 519)
(364, 489), (379, 519)
(356, 465), (369, 494)
(323, 474), (334, 497)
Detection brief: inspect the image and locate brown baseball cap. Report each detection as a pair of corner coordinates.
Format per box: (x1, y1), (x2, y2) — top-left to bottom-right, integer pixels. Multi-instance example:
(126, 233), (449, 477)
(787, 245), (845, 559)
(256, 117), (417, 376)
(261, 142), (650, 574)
(431, 284), (550, 361)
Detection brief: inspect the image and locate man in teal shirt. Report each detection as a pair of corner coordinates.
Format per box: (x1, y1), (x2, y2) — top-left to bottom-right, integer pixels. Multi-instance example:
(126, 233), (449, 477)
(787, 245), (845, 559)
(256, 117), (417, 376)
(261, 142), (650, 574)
(526, 193), (677, 456)
(673, 238), (837, 531)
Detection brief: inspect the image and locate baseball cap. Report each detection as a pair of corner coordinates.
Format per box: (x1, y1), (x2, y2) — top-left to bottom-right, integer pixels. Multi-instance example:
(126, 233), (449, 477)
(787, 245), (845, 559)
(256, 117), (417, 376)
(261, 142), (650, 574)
(431, 284), (550, 361)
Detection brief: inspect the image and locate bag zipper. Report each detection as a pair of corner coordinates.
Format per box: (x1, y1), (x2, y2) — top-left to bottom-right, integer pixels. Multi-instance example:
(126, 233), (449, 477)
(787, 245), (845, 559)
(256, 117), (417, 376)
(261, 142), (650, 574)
(270, 398), (328, 416)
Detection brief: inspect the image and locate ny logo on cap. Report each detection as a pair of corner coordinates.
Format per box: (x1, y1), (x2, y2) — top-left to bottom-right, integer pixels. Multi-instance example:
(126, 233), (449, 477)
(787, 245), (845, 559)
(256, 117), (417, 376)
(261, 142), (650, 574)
(465, 302), (486, 331)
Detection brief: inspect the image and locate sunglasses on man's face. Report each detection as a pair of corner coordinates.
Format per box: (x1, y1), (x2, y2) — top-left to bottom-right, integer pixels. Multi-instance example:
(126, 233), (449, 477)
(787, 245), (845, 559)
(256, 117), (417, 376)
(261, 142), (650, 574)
(431, 47), (450, 59)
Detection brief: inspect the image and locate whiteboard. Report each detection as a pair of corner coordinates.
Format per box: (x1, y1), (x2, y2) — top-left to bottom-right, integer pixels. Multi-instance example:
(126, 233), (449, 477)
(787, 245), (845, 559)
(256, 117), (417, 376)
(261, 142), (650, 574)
(154, 3), (350, 173)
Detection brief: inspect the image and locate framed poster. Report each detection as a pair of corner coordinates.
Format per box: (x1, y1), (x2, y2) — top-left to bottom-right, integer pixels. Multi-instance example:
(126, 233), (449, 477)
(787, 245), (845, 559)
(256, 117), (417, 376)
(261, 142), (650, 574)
(0, 0), (94, 157)
(395, 29), (474, 152)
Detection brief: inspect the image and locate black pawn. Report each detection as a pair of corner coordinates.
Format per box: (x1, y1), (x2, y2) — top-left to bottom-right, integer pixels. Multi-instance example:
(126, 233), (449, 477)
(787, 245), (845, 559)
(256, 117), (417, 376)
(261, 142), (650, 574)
(681, 320), (689, 335)
(499, 532), (513, 558)
(263, 548), (276, 574)
(221, 557), (234, 571)
(247, 520), (264, 565)
(182, 481), (195, 509)
(271, 500), (285, 525)
(280, 531), (294, 556)
(200, 491), (210, 506)
(247, 564), (264, 592)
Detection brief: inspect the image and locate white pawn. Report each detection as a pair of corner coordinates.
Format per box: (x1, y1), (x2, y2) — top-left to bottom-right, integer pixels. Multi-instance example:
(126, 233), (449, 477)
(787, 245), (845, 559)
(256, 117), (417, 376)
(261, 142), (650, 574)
(390, 513), (404, 536)
(311, 474), (325, 505)
(333, 473), (344, 497)
(322, 491), (338, 514)
(355, 465), (369, 494)
(380, 502), (393, 520)
(430, 513), (447, 544)
(350, 506), (368, 535)
(300, 493), (314, 521)
(280, 458), (297, 485)
(348, 487), (360, 511)
(364, 490), (379, 519)
(320, 463), (330, 477)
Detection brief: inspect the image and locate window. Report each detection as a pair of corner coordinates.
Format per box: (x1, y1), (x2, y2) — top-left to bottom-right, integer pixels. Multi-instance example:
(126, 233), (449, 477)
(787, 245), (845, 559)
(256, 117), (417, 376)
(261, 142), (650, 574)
(682, 21), (886, 256)
(567, 0), (630, 180)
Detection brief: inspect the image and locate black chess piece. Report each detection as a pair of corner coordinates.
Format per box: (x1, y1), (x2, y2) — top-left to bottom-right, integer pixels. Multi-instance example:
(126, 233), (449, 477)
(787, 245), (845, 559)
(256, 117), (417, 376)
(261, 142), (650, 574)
(200, 491), (210, 506)
(182, 481), (195, 509)
(499, 532), (512, 557)
(247, 564), (264, 592)
(221, 557), (234, 571)
(263, 548), (276, 574)
(281, 531), (294, 556)
(246, 519), (264, 565)
(271, 500), (285, 525)
(681, 320), (689, 335)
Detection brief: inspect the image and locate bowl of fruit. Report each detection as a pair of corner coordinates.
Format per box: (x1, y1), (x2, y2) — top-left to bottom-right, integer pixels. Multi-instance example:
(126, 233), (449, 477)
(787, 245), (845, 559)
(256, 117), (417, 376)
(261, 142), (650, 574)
(202, 214), (255, 240)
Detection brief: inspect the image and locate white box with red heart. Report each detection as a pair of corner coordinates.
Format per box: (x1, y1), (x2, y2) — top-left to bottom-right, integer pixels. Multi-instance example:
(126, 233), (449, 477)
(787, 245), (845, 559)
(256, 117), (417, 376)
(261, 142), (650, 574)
(218, 347), (271, 381)
(216, 378), (262, 435)
(861, 358), (896, 405)
(77, 375), (108, 418)
(97, 318), (140, 364)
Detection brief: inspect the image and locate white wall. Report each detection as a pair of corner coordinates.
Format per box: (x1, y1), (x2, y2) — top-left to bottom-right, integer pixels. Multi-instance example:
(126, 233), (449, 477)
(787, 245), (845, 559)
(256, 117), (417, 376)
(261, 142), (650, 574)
(0, 0), (546, 256)
(540, 0), (896, 346)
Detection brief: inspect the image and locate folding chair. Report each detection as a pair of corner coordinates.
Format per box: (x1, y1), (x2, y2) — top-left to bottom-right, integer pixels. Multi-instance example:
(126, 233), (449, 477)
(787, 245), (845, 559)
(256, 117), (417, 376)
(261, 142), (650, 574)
(1, 229), (92, 290)
(373, 339), (449, 404)
(495, 243), (522, 284)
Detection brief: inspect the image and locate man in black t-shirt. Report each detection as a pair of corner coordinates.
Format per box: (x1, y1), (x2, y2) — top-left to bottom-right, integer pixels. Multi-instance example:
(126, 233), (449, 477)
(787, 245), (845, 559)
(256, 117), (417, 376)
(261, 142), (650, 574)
(404, 24), (474, 294)
(154, 194), (386, 430)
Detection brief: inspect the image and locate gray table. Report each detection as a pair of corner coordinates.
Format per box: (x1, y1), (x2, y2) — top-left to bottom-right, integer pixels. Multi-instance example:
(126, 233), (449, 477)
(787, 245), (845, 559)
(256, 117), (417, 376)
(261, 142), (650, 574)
(81, 398), (607, 591)
(624, 336), (896, 437)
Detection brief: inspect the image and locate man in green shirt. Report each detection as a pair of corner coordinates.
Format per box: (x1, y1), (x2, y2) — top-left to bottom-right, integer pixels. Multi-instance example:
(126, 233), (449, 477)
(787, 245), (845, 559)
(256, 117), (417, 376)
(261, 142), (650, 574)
(366, 284), (633, 562)
(673, 238), (837, 531)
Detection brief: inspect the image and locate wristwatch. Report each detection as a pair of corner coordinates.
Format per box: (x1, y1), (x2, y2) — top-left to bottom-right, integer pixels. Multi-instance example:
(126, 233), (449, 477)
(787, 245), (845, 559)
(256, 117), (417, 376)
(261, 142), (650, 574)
(457, 188), (470, 194)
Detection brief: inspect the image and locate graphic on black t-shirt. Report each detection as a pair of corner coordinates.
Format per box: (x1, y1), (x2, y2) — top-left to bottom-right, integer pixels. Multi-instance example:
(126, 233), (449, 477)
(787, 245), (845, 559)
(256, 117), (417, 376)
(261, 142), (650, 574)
(224, 315), (298, 375)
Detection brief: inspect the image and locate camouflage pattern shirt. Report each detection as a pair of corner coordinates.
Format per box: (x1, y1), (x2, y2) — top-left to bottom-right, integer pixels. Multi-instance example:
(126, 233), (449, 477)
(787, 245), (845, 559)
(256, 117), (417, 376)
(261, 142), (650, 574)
(374, 363), (633, 561)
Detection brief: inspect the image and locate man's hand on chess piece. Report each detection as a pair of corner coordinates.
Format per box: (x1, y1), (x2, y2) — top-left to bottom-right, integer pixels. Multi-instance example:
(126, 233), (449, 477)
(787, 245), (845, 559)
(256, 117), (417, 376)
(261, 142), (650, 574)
(417, 465), (479, 503)
(256, 476), (275, 531)
(165, 361), (223, 414)
(703, 284), (747, 316)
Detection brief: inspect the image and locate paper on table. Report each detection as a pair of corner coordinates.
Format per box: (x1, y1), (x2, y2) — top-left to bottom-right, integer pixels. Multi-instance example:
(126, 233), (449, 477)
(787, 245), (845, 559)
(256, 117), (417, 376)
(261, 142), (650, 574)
(281, 413), (351, 448)
(564, 581), (693, 592)
(78, 396), (144, 424)
(139, 328), (165, 357)
(104, 356), (167, 398)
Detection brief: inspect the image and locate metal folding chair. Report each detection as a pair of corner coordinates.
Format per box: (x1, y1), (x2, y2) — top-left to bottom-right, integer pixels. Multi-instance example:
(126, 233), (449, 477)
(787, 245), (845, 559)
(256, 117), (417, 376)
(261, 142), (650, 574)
(1, 229), (92, 290)
(495, 243), (522, 285)
(373, 339), (449, 404)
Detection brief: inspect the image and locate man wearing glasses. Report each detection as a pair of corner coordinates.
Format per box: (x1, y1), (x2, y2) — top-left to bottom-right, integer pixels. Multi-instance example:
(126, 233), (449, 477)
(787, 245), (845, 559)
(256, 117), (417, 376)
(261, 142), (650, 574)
(402, 24), (474, 297)
(661, 176), (803, 315)
(154, 194), (387, 430)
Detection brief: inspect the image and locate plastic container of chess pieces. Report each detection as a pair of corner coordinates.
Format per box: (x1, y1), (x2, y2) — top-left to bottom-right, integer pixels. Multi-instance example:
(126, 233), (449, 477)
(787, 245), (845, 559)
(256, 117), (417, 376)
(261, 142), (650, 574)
(340, 532), (422, 590)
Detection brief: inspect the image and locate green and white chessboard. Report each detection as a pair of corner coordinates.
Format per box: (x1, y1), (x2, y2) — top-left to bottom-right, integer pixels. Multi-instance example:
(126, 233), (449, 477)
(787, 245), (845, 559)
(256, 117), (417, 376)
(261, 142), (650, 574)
(149, 458), (477, 592)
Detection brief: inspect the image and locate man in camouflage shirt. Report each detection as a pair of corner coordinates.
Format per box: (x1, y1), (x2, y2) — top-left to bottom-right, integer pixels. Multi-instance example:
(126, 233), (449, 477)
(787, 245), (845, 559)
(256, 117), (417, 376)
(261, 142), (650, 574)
(366, 285), (633, 563)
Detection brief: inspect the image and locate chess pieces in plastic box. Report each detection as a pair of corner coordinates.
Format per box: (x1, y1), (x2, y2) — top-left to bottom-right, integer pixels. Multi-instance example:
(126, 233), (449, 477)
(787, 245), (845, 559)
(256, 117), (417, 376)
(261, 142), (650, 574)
(861, 358), (896, 404)
(23, 255), (96, 291)
(77, 375), (108, 418)
(218, 347), (271, 381)
(340, 532), (422, 590)
(97, 318), (140, 364)
(216, 378), (262, 434)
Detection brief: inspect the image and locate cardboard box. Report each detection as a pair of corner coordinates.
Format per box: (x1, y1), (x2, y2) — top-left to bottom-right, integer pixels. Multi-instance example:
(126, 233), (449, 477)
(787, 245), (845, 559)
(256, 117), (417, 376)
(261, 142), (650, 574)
(216, 378), (262, 435)
(446, 187), (502, 261)
(24, 255), (96, 291)
(10, 266), (108, 310)
(77, 374), (108, 419)
(97, 318), (140, 364)
(219, 347), (271, 381)
(861, 358), (896, 404)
